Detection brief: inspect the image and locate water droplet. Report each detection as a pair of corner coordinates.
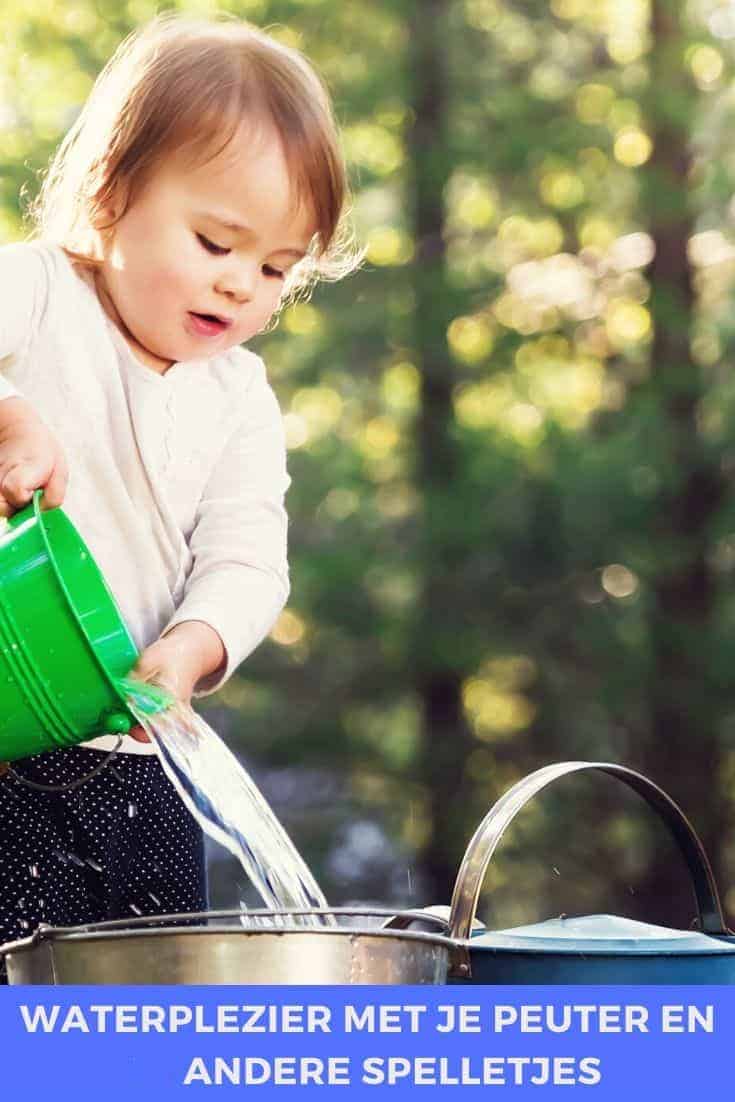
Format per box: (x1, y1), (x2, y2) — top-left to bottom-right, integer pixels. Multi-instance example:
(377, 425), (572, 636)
(28, 864), (39, 879)
(147, 892), (161, 907)
(67, 852), (85, 868)
(85, 857), (103, 872)
(128, 802), (138, 819)
(129, 902), (142, 916)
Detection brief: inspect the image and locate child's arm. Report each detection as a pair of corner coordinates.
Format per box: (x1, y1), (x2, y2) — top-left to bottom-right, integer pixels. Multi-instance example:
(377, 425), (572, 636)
(126, 356), (289, 740)
(0, 397), (68, 513)
(154, 358), (289, 694)
(0, 244), (68, 513)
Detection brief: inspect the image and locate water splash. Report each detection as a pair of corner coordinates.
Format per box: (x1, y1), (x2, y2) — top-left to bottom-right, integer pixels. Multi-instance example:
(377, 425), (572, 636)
(124, 692), (331, 927)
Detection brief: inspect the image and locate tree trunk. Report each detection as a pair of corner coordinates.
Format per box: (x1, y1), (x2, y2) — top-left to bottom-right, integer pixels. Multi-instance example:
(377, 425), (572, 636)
(407, 0), (475, 902)
(639, 0), (728, 924)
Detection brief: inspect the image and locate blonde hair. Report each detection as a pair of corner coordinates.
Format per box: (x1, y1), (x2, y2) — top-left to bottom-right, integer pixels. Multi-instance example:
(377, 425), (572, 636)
(29, 13), (360, 295)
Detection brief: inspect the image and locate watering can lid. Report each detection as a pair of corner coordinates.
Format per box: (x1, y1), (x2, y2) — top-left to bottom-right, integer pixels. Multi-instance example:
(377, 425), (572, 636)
(469, 914), (735, 955)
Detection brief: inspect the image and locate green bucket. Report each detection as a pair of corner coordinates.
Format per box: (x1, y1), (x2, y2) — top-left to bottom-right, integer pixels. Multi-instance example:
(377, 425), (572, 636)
(0, 491), (168, 761)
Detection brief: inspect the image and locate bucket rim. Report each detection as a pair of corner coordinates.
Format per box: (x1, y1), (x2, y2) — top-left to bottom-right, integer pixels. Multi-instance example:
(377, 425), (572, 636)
(0, 908), (461, 957)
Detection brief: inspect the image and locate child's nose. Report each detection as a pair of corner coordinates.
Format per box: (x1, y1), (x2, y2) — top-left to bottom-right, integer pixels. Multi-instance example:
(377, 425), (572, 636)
(215, 263), (256, 304)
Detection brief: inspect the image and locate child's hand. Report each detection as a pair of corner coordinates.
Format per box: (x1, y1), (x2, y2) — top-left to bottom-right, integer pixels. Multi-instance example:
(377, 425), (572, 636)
(127, 621), (226, 742)
(0, 398), (68, 515)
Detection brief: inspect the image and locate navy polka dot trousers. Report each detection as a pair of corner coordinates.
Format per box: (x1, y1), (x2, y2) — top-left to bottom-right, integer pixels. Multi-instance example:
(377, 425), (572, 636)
(0, 746), (207, 982)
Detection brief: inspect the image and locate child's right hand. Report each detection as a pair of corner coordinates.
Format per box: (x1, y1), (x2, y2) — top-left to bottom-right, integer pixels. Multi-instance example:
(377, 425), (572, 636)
(0, 397), (68, 515)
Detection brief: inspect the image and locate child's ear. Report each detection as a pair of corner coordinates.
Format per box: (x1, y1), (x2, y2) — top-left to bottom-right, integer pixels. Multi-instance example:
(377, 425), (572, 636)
(89, 178), (130, 232)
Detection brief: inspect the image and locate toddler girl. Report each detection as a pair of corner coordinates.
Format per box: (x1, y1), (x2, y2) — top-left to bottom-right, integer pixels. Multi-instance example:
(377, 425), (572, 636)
(0, 13), (356, 968)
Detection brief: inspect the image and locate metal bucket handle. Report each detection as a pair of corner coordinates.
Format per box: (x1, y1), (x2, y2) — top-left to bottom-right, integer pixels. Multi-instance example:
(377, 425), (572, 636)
(447, 760), (730, 943)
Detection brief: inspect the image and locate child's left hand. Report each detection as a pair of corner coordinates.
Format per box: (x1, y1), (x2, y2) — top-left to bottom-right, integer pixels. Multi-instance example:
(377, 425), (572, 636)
(127, 621), (226, 742)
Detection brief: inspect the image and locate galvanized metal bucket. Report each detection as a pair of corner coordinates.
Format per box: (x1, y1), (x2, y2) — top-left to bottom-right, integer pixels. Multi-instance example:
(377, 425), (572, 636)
(1, 908), (466, 986)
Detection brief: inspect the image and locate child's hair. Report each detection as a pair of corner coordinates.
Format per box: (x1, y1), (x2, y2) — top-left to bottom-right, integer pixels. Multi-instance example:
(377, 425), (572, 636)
(28, 12), (360, 297)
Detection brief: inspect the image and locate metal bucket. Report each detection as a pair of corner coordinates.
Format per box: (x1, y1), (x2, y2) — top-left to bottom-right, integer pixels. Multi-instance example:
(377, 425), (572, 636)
(444, 762), (735, 984)
(1, 909), (466, 985)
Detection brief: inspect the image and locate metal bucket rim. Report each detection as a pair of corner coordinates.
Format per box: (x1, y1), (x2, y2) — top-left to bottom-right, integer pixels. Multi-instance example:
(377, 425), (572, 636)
(455, 943), (735, 959)
(0, 907), (460, 957)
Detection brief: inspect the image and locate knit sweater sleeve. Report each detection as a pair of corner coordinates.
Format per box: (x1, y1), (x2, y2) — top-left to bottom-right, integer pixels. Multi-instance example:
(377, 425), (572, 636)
(163, 357), (290, 695)
(0, 242), (50, 399)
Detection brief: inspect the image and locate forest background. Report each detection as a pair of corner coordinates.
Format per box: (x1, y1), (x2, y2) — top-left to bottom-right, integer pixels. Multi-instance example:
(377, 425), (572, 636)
(3, 0), (735, 932)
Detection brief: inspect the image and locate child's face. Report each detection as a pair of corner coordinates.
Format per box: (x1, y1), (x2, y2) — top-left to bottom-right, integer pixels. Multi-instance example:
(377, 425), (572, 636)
(96, 120), (315, 373)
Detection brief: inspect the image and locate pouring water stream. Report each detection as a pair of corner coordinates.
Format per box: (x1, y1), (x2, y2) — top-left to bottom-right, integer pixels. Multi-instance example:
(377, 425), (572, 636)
(119, 678), (332, 926)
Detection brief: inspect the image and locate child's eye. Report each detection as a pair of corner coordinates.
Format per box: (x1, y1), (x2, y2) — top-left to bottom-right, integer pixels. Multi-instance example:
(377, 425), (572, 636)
(263, 264), (285, 280)
(196, 233), (230, 256)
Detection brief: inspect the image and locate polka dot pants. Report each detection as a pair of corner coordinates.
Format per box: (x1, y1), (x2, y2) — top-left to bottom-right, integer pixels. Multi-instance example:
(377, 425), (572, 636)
(0, 747), (207, 983)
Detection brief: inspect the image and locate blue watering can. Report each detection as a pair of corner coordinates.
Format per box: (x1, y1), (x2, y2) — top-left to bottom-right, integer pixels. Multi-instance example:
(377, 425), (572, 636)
(394, 762), (735, 983)
(454, 762), (735, 983)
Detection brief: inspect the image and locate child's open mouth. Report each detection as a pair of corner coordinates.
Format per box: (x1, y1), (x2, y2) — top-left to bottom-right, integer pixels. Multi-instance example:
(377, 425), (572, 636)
(187, 312), (232, 337)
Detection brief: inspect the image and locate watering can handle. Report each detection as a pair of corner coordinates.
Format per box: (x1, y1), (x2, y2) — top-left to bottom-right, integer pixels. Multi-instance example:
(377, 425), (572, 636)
(447, 761), (729, 941)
